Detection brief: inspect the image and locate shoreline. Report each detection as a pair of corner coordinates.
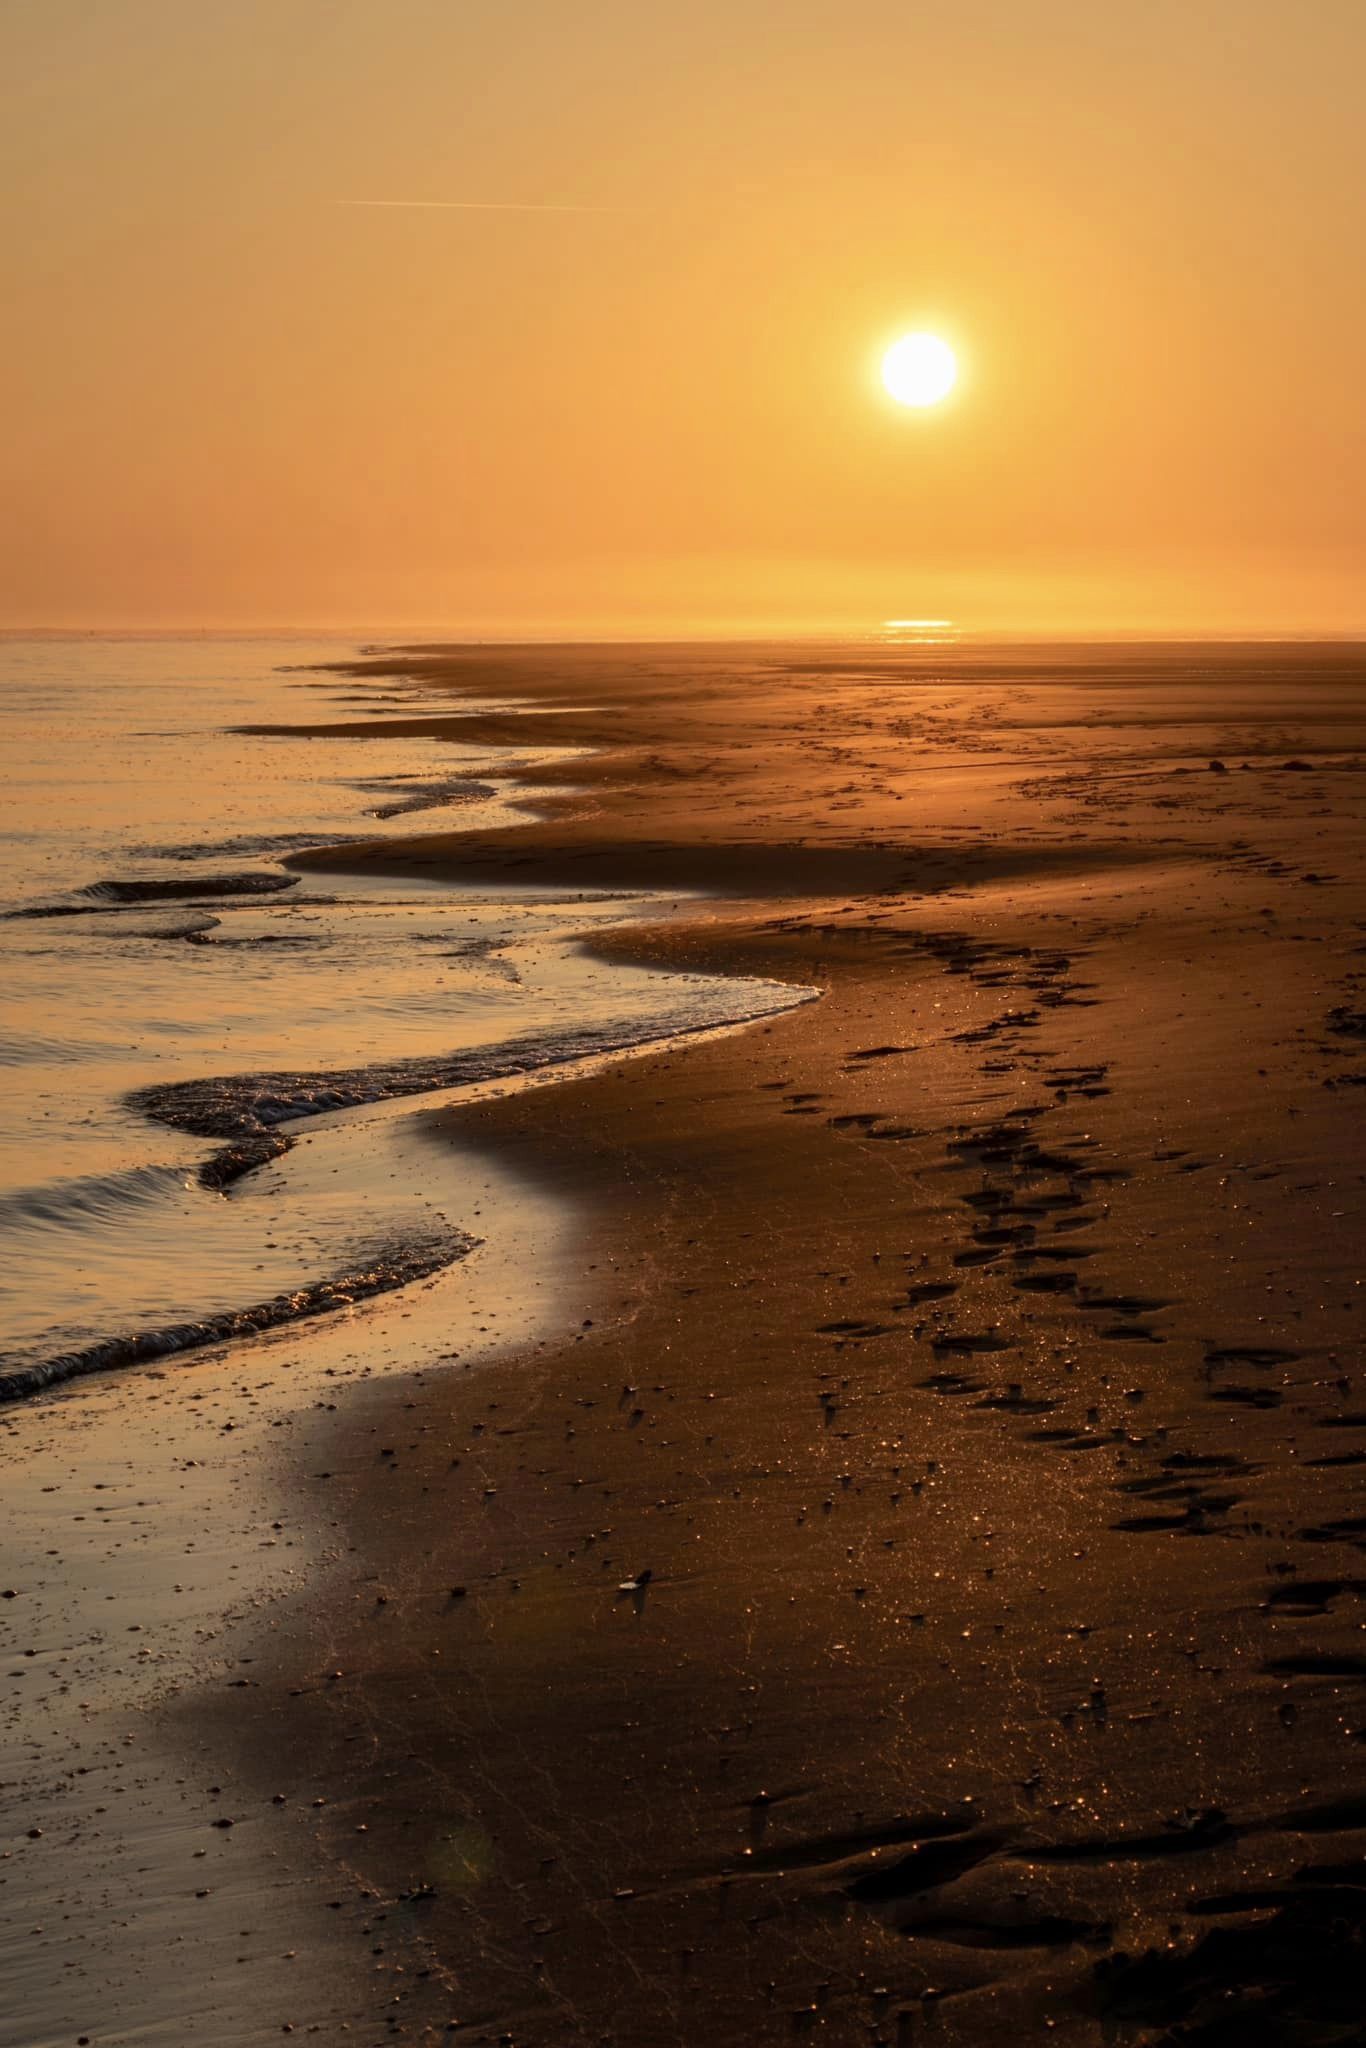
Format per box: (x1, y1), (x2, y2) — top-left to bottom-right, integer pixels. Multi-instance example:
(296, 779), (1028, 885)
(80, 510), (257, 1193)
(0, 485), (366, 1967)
(5, 639), (1365, 2046)
(0, 638), (815, 1405)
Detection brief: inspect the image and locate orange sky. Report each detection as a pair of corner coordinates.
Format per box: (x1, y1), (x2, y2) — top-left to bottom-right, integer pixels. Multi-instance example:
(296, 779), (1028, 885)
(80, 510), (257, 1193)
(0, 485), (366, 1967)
(3, 1), (1364, 635)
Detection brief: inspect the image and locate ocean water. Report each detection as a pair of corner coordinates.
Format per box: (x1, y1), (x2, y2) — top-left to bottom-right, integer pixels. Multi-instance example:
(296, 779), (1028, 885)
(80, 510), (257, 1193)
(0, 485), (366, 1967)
(0, 638), (805, 1396)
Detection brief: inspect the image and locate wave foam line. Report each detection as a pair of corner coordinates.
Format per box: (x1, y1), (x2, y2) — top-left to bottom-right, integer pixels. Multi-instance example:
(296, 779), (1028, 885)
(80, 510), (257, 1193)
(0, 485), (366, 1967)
(131, 997), (813, 1141)
(0, 1230), (478, 1406)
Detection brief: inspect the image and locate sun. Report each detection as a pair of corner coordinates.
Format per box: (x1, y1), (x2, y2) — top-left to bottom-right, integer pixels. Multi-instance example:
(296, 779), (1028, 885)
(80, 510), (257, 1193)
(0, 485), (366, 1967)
(881, 332), (958, 408)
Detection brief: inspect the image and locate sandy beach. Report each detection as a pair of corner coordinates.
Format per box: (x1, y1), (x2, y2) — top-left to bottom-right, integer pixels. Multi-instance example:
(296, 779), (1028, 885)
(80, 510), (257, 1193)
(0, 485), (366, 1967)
(4, 640), (1364, 2046)
(11, 0), (1366, 2038)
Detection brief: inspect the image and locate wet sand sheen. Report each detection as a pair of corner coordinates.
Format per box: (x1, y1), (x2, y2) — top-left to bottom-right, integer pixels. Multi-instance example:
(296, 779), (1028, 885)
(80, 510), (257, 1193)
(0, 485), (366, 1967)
(0, 1109), (592, 2048)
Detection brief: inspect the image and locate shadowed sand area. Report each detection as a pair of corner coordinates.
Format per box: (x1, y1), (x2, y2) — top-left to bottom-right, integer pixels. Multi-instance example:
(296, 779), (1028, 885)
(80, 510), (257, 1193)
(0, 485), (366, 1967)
(6, 641), (1366, 2046)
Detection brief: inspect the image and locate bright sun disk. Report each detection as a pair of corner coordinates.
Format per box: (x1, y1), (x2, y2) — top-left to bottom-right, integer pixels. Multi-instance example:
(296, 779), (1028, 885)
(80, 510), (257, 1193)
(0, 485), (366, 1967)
(882, 332), (957, 408)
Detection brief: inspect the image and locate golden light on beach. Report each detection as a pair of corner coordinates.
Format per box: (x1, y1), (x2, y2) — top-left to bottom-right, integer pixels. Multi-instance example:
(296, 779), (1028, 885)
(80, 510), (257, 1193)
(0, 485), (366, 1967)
(881, 332), (958, 408)
(4, 4), (1366, 2037)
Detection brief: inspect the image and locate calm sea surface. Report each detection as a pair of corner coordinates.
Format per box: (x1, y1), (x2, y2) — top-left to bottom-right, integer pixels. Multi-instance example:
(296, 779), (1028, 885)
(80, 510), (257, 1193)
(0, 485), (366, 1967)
(0, 638), (801, 1391)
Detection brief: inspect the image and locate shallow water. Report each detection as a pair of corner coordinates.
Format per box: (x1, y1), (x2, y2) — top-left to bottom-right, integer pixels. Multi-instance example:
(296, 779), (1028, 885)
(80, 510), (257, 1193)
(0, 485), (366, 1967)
(0, 638), (805, 1390)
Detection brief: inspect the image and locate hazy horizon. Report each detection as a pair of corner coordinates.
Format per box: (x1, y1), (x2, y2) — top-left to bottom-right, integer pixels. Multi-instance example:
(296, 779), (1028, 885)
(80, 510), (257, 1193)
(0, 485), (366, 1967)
(4, 619), (1366, 646)
(5, 1), (1364, 635)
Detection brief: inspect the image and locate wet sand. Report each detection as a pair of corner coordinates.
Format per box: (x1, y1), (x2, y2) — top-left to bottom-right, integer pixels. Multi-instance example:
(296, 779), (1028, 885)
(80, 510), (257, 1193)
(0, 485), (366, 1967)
(6, 641), (1366, 2044)
(0, 1111), (584, 2047)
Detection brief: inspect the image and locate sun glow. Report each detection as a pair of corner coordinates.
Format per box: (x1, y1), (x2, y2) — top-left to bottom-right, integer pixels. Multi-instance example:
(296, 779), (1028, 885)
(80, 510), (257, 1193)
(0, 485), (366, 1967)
(881, 332), (958, 408)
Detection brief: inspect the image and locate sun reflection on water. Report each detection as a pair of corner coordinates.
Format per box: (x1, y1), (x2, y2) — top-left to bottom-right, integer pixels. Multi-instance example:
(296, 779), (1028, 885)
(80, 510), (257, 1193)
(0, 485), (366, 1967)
(879, 618), (961, 646)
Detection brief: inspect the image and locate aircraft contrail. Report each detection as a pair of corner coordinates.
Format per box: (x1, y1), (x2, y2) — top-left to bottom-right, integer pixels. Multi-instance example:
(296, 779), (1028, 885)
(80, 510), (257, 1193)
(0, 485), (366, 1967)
(339, 199), (630, 214)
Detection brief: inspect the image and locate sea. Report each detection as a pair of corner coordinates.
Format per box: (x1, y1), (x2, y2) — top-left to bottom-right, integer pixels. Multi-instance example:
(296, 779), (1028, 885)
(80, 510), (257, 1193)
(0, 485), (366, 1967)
(0, 636), (805, 1398)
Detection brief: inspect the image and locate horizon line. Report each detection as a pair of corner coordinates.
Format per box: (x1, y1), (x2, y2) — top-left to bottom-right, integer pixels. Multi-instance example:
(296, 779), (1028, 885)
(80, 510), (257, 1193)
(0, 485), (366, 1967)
(4, 623), (1366, 647)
